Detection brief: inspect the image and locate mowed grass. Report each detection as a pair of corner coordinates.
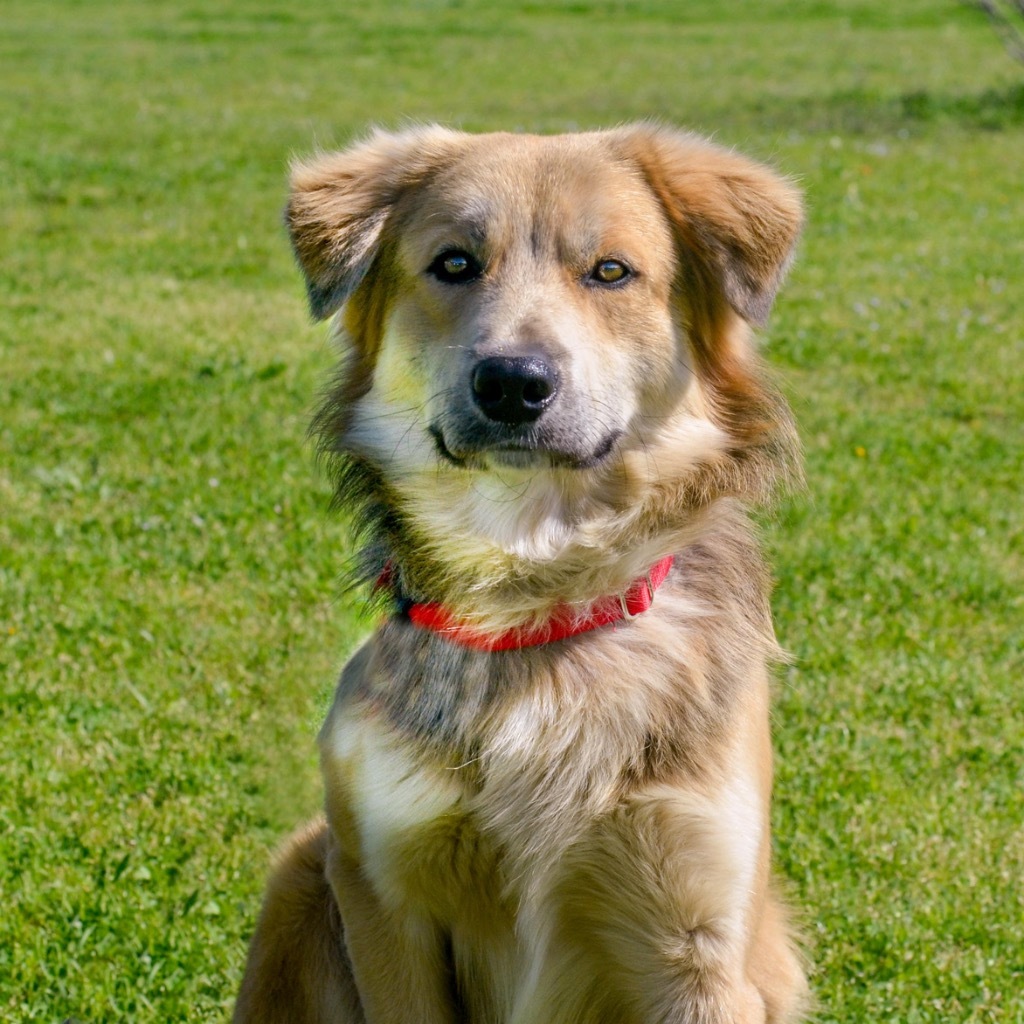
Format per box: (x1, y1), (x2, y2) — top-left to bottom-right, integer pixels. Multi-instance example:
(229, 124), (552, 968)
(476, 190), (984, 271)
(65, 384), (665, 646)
(1, 1), (1022, 1020)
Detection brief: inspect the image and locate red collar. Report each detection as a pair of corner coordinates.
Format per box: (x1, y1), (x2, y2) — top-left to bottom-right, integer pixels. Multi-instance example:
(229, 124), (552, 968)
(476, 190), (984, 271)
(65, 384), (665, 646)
(379, 555), (675, 652)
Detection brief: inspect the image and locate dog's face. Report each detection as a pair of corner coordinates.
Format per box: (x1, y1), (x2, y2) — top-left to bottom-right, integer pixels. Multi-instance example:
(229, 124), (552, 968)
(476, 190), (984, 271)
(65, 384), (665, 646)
(369, 139), (681, 476)
(288, 126), (801, 600)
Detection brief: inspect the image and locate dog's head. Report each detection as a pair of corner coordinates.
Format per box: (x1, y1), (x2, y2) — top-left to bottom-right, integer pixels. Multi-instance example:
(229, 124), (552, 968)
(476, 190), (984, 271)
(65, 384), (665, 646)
(288, 125), (802, 621)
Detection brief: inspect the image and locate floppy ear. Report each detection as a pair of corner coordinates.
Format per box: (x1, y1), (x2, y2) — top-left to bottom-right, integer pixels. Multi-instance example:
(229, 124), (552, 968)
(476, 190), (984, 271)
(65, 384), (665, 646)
(618, 125), (803, 327)
(286, 126), (462, 320)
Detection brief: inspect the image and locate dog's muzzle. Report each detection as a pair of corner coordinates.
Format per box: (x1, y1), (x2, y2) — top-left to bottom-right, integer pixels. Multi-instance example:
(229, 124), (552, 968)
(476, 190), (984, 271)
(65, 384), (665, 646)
(429, 352), (619, 470)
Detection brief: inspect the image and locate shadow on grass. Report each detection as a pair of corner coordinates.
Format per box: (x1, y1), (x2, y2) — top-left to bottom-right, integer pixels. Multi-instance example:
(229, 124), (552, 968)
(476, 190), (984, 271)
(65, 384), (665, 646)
(757, 82), (1024, 134)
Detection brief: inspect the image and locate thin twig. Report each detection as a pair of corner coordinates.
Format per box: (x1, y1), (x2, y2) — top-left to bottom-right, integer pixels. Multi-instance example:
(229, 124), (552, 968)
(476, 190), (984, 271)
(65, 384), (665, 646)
(969, 0), (1024, 63)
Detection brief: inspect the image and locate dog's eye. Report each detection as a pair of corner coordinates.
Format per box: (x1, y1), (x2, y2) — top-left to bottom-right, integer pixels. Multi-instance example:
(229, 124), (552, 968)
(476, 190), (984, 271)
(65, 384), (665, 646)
(590, 259), (631, 285)
(427, 249), (483, 284)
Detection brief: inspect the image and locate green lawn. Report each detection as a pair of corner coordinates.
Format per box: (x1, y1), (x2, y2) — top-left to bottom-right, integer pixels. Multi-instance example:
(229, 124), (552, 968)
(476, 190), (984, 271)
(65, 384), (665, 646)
(2, 1), (1022, 1020)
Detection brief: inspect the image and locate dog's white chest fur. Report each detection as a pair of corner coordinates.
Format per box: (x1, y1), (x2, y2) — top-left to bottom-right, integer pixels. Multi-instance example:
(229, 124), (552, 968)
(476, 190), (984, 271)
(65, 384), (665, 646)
(323, 708), (465, 906)
(321, 700), (525, 1020)
(321, 685), (765, 922)
(319, 689), (773, 1024)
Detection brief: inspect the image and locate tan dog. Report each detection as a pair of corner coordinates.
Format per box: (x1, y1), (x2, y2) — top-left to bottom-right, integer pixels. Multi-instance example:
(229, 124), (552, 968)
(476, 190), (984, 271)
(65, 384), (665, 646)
(234, 124), (809, 1024)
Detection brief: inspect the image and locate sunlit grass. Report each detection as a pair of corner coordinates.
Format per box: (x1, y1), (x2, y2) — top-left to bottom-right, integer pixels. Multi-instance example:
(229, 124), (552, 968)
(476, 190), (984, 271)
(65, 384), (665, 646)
(2, 1), (1022, 1020)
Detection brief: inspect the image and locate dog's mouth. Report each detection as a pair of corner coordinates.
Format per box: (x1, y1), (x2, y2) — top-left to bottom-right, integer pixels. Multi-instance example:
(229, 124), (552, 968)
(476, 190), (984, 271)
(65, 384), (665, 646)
(429, 424), (621, 471)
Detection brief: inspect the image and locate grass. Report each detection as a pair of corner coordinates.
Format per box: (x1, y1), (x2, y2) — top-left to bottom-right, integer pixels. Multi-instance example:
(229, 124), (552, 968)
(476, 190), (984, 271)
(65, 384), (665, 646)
(1, 0), (1022, 1020)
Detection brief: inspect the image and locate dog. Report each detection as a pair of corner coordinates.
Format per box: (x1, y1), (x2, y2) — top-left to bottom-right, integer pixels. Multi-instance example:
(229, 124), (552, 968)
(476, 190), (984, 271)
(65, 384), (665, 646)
(234, 123), (809, 1024)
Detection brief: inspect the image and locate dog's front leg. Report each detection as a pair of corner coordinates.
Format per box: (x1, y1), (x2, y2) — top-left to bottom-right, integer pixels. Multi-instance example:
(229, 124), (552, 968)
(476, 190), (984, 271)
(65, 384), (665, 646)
(514, 780), (802, 1024)
(325, 840), (460, 1024)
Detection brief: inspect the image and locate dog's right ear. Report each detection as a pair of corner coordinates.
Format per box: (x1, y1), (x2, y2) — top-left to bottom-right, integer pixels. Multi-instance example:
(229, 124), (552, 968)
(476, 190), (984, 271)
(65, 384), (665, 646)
(286, 126), (461, 320)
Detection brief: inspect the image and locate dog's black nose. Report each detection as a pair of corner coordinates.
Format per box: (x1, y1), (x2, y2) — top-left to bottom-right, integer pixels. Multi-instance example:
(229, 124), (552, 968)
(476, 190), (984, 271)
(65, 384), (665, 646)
(471, 356), (558, 425)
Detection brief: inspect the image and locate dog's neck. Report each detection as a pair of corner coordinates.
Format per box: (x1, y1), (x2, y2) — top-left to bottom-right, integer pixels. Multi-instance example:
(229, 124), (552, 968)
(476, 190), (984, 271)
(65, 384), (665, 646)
(376, 554), (676, 652)
(325, 372), (801, 633)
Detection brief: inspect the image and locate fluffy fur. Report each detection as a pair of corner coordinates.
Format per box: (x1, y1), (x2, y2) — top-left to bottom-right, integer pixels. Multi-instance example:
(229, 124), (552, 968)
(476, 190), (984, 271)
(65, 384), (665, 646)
(234, 123), (809, 1023)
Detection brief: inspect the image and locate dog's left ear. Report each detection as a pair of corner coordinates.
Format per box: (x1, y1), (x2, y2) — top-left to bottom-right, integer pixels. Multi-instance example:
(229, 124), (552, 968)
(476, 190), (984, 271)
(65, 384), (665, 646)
(617, 125), (803, 327)
(287, 126), (463, 320)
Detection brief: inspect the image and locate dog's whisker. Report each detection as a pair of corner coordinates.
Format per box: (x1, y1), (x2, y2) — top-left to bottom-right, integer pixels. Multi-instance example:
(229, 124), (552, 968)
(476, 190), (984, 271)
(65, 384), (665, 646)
(443, 755), (483, 771)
